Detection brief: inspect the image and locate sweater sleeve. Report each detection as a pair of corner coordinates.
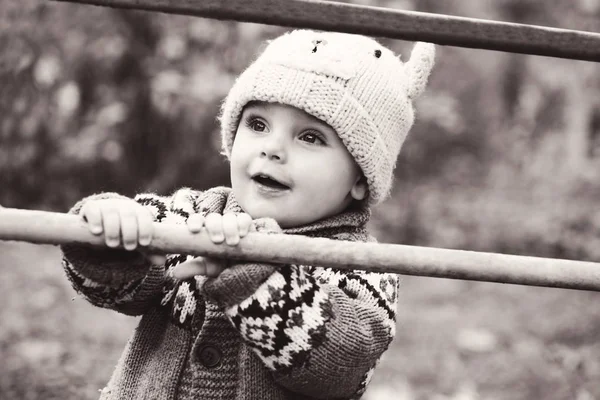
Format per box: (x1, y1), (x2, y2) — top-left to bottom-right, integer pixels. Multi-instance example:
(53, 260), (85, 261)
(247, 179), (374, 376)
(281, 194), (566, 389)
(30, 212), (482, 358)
(61, 190), (194, 316)
(203, 228), (399, 399)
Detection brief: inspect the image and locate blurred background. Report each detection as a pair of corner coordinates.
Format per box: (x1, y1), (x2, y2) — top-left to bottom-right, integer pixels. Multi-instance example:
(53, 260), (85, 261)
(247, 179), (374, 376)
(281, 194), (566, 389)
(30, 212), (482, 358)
(1, 0), (600, 399)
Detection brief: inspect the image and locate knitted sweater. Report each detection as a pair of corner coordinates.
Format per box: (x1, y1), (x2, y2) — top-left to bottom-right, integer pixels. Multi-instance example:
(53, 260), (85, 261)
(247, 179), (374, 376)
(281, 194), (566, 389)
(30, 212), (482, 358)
(61, 186), (399, 400)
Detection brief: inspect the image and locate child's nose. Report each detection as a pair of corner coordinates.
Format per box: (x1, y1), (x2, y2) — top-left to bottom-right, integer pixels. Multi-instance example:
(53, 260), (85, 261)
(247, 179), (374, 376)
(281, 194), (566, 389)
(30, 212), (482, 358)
(260, 134), (287, 162)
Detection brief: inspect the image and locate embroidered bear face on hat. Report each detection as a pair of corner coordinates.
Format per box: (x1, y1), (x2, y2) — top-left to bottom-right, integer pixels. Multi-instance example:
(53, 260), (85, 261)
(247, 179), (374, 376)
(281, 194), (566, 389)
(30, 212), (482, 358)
(220, 30), (435, 205)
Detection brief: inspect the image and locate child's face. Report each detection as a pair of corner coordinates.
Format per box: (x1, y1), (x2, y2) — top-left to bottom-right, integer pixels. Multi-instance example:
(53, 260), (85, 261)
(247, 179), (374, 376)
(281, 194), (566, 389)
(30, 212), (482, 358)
(230, 102), (367, 228)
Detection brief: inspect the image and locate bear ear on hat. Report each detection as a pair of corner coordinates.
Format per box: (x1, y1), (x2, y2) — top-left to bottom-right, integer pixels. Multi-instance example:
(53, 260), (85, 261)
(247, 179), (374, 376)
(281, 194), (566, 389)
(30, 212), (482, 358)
(405, 42), (435, 99)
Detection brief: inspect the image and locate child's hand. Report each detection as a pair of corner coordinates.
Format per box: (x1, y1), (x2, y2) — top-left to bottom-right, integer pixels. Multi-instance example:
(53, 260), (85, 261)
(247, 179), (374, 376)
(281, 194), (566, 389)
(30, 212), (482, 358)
(80, 198), (155, 251)
(172, 212), (253, 279)
(186, 212), (253, 246)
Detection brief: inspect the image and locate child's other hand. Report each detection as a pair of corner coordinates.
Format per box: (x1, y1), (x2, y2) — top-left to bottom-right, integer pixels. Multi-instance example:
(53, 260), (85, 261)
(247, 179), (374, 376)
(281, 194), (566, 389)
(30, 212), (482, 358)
(172, 213), (253, 280)
(171, 256), (227, 279)
(80, 198), (155, 251)
(186, 212), (253, 246)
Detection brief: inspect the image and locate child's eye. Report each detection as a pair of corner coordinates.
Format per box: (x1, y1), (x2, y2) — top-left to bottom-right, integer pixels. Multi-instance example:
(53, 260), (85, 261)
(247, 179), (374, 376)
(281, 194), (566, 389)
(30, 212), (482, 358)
(245, 117), (267, 132)
(299, 131), (325, 145)
(251, 121), (266, 132)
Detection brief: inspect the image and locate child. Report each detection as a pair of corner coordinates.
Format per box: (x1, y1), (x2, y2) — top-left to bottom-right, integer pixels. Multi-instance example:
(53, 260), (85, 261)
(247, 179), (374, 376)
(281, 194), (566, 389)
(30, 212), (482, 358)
(61, 30), (435, 400)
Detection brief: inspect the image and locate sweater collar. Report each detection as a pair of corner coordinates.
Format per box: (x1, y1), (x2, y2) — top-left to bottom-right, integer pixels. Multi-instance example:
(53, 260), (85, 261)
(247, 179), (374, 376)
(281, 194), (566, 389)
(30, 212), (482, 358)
(216, 186), (370, 236)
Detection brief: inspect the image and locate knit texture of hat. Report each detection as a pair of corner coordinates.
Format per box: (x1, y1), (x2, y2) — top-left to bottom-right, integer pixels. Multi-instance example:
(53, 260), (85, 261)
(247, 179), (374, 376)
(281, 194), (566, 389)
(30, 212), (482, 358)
(220, 30), (435, 204)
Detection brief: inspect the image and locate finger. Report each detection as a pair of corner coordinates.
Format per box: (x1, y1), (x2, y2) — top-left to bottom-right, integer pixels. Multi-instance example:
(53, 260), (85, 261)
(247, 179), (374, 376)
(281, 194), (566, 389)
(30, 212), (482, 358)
(204, 213), (224, 243)
(237, 213), (253, 237)
(101, 208), (121, 248)
(119, 209), (139, 251)
(204, 257), (226, 277)
(172, 257), (208, 280)
(137, 208), (154, 246)
(222, 213), (240, 246)
(187, 214), (205, 233)
(82, 203), (103, 235)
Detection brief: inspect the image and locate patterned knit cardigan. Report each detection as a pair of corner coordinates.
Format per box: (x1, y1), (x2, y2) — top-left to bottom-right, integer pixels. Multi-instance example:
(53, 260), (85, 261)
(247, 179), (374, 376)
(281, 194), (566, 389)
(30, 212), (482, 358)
(61, 186), (399, 400)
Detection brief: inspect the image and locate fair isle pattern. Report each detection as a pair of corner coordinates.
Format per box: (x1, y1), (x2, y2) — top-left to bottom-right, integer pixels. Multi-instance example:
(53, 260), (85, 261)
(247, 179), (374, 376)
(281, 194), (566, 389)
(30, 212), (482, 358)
(135, 192), (189, 224)
(227, 264), (332, 370)
(314, 267), (398, 336)
(224, 265), (398, 397)
(134, 192), (204, 328)
(160, 254), (200, 328)
(340, 272), (397, 335)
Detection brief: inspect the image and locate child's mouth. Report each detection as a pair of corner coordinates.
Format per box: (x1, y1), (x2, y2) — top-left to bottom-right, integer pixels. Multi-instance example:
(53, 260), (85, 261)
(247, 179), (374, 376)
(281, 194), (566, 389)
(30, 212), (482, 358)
(252, 174), (290, 191)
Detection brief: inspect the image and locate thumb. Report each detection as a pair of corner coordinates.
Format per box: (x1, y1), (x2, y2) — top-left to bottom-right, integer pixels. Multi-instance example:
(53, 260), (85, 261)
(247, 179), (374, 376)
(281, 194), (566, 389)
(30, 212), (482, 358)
(137, 248), (167, 266)
(172, 257), (210, 280)
(147, 254), (167, 266)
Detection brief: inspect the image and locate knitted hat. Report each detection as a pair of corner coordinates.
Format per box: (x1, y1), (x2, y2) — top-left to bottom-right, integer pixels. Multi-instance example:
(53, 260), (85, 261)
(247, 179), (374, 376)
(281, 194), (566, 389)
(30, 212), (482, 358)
(220, 30), (435, 204)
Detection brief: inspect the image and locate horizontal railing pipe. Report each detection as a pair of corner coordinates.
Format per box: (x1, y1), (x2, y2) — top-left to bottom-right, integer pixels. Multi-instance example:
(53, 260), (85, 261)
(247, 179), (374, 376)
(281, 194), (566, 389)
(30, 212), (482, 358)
(49, 0), (600, 62)
(2, 208), (600, 291)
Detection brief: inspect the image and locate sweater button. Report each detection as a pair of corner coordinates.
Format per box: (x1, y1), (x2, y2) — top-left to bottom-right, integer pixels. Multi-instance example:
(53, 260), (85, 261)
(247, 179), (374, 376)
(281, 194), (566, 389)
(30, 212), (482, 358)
(198, 345), (222, 368)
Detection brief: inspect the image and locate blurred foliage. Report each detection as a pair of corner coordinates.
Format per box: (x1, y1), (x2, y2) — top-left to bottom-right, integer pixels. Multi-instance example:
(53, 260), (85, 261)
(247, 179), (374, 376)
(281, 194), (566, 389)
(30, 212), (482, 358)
(2, 0), (600, 399)
(0, 1), (287, 209)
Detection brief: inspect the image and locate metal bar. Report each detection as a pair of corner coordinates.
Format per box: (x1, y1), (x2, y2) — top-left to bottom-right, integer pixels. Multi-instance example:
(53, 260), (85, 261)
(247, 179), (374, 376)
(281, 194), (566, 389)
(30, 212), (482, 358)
(49, 0), (600, 62)
(2, 208), (600, 291)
